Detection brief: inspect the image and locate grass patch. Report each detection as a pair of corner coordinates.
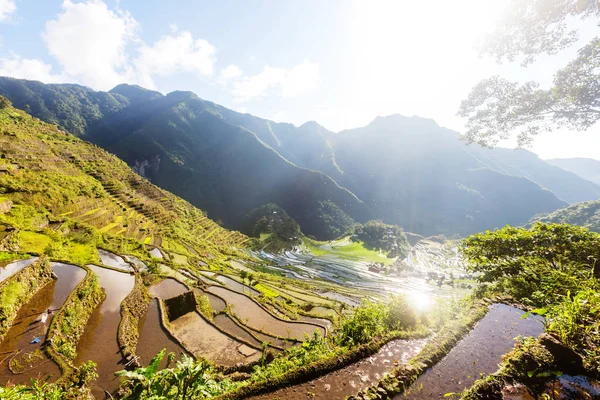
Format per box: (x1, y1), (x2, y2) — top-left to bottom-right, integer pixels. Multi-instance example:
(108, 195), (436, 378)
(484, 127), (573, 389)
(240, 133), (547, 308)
(303, 236), (395, 265)
(18, 231), (52, 253)
(254, 283), (279, 298)
(0, 252), (26, 263)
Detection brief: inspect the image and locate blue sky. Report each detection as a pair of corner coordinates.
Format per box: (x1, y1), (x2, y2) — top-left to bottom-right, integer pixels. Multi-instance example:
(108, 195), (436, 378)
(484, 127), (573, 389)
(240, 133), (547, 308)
(0, 0), (598, 160)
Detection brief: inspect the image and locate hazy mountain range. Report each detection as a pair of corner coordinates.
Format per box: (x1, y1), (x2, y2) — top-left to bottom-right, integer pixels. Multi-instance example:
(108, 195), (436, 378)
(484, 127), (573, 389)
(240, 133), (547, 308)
(546, 158), (600, 186)
(1, 76), (598, 239)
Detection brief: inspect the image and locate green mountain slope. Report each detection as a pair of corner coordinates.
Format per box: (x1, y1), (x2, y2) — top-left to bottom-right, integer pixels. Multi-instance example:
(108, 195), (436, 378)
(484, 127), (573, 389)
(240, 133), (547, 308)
(546, 157), (600, 186)
(0, 78), (368, 240)
(0, 77), (578, 238)
(0, 95), (247, 258)
(530, 200), (600, 232)
(467, 148), (600, 204)
(329, 115), (568, 236)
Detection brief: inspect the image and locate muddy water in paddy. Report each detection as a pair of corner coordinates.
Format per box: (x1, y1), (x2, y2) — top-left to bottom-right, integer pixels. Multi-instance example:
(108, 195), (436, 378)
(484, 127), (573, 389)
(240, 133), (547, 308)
(216, 274), (260, 295)
(207, 286), (325, 341)
(136, 299), (190, 368)
(0, 263), (85, 385)
(149, 278), (188, 299)
(0, 257), (38, 284)
(252, 338), (428, 400)
(398, 304), (544, 399)
(170, 311), (261, 366)
(213, 313), (263, 348)
(75, 265), (135, 398)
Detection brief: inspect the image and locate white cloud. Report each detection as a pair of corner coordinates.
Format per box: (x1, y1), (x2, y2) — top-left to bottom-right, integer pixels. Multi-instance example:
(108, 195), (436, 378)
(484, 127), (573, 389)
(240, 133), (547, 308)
(230, 60), (320, 102)
(280, 61), (319, 97)
(0, 54), (65, 82)
(35, 0), (216, 91)
(134, 30), (216, 88)
(218, 64), (243, 84)
(42, 0), (138, 90)
(0, 0), (16, 22)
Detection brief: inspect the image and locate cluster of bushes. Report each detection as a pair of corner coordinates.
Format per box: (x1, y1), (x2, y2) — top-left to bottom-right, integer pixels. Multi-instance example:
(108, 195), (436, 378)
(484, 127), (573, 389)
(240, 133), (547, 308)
(339, 295), (419, 346)
(352, 220), (411, 258)
(241, 203), (302, 250)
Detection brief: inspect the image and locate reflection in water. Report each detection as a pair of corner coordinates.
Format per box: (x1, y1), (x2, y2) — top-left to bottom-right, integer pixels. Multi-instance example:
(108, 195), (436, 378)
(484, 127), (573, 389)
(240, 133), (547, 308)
(136, 299), (190, 368)
(149, 278), (188, 299)
(398, 304), (544, 400)
(75, 265), (135, 398)
(98, 250), (133, 271)
(0, 257), (38, 283)
(251, 338), (427, 400)
(0, 263), (85, 385)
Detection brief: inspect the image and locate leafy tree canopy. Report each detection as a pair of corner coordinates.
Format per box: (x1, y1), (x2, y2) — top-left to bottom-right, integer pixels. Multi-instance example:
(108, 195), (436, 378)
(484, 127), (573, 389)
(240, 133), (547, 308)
(461, 223), (600, 305)
(458, 0), (600, 146)
(241, 203), (302, 250)
(353, 220), (410, 258)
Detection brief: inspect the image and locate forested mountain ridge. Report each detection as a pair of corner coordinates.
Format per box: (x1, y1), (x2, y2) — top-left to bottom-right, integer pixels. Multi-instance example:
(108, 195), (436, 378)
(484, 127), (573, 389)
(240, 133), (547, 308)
(530, 200), (600, 233)
(0, 77), (368, 239)
(328, 115), (568, 235)
(546, 158), (600, 186)
(0, 76), (583, 238)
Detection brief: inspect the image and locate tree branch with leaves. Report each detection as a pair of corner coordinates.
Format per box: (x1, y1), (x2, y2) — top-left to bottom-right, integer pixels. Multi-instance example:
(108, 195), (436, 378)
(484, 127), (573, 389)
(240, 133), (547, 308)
(458, 0), (600, 146)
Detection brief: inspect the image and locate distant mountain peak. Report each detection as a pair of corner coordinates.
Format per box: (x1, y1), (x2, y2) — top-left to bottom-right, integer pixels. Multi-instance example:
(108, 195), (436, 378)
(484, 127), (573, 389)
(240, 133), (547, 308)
(109, 83), (163, 104)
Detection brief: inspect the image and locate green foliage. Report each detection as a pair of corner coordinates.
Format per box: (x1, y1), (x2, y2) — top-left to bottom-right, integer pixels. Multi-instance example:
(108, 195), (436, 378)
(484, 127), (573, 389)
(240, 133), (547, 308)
(353, 220), (410, 258)
(340, 300), (388, 345)
(531, 200), (600, 233)
(461, 223), (600, 305)
(340, 294), (420, 346)
(242, 203), (302, 250)
(249, 331), (333, 384)
(311, 200), (356, 240)
(0, 378), (66, 399)
(117, 350), (235, 399)
(196, 294), (214, 320)
(546, 290), (600, 372)
(0, 95), (11, 109)
(458, 1), (600, 146)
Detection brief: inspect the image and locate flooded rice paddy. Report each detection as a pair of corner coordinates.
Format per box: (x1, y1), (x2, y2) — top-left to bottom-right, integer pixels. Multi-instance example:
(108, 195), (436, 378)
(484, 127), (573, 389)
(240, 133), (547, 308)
(0, 257), (38, 284)
(252, 338), (427, 400)
(122, 255), (147, 271)
(98, 249), (134, 271)
(207, 286), (325, 340)
(213, 313), (264, 348)
(149, 278), (188, 299)
(169, 311), (261, 366)
(216, 274), (260, 295)
(136, 299), (190, 368)
(150, 248), (163, 259)
(398, 304), (544, 399)
(0, 263), (85, 385)
(75, 265), (135, 398)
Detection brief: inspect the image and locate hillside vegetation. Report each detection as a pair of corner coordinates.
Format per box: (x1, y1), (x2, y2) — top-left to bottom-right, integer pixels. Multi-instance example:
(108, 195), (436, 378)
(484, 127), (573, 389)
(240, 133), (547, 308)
(0, 95), (247, 259)
(530, 200), (600, 233)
